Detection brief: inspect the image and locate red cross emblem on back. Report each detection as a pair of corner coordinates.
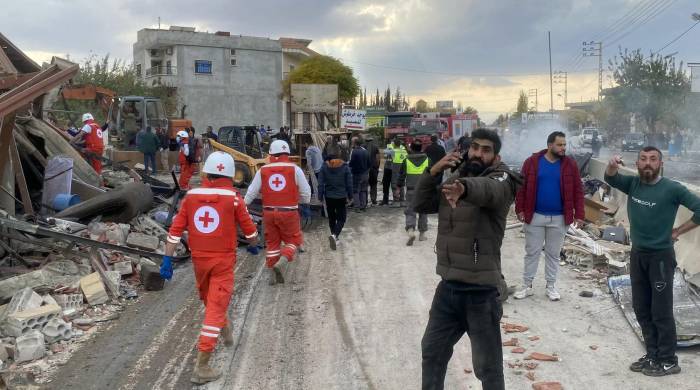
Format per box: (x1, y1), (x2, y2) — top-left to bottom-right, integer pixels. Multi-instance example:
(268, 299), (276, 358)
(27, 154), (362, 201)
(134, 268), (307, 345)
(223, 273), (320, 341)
(193, 206), (220, 233)
(268, 173), (287, 192)
(217, 163), (225, 172)
(199, 211), (214, 227)
(272, 177), (283, 187)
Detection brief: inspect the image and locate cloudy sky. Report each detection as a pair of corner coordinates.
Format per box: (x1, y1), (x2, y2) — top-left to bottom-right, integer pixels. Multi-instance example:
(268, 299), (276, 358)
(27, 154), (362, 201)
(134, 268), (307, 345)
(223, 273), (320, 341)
(3, 0), (699, 121)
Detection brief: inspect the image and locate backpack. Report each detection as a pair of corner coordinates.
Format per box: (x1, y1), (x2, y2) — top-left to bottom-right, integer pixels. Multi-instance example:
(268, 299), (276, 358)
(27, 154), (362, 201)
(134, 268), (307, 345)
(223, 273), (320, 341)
(186, 137), (202, 163)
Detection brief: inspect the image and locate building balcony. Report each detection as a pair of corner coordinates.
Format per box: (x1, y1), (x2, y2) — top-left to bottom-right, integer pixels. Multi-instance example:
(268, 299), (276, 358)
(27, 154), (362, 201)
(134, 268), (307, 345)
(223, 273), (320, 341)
(145, 65), (177, 77)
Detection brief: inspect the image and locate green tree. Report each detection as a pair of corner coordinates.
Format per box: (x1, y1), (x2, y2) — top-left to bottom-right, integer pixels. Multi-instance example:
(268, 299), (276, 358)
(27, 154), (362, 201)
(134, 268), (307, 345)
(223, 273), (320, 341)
(608, 49), (689, 133)
(516, 90), (528, 116)
(415, 99), (428, 112)
(384, 86), (392, 112)
(282, 55), (360, 103)
(463, 106), (478, 115)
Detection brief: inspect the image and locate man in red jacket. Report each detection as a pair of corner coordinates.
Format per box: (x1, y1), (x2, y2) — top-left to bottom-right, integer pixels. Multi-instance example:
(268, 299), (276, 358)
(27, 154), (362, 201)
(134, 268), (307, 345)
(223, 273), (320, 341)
(70, 113), (104, 174)
(161, 151), (259, 384)
(514, 131), (584, 301)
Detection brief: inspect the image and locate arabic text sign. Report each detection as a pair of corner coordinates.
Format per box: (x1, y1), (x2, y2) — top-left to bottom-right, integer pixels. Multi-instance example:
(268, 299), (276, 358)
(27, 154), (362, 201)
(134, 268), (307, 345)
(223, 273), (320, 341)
(290, 84), (338, 113)
(341, 109), (367, 130)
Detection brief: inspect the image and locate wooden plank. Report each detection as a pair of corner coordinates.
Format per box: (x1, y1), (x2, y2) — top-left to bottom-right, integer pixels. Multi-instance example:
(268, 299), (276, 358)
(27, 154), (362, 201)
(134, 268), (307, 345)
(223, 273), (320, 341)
(0, 112), (16, 189)
(9, 133), (34, 215)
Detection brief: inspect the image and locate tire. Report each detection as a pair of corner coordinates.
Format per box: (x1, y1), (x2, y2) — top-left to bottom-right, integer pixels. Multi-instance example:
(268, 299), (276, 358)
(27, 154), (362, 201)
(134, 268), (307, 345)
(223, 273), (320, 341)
(56, 182), (153, 223)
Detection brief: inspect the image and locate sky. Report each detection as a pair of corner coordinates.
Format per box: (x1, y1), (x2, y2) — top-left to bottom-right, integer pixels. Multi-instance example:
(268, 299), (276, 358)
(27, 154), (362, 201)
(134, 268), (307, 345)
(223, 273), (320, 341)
(3, 0), (700, 122)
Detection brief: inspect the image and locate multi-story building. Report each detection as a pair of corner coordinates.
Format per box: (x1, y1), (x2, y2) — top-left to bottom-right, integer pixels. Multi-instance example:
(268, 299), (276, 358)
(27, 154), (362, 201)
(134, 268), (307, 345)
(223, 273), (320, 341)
(133, 26), (284, 133)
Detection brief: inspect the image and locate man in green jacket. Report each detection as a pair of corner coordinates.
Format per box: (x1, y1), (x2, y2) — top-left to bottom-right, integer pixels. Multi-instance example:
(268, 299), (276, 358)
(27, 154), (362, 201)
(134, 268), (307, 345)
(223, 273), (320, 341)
(413, 128), (522, 390)
(605, 147), (700, 377)
(137, 126), (160, 175)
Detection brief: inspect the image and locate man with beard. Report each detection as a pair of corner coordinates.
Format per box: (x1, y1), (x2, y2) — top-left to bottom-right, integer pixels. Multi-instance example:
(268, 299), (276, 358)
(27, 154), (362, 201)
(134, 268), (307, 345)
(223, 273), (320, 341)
(605, 147), (700, 377)
(514, 131), (584, 301)
(412, 128), (522, 390)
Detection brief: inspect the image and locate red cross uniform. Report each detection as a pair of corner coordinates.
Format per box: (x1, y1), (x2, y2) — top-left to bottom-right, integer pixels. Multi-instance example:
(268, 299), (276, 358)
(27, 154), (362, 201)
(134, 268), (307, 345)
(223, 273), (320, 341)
(167, 178), (258, 352)
(81, 121), (104, 174)
(178, 138), (194, 190)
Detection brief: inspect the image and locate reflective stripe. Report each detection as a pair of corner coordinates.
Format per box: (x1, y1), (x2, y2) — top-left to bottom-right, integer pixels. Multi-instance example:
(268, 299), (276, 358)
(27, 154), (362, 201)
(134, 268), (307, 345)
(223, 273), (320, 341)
(263, 162), (297, 168)
(406, 158), (429, 175)
(202, 325), (220, 332)
(286, 244), (297, 250)
(245, 232), (258, 239)
(200, 331), (219, 338)
(389, 145), (407, 164)
(187, 188), (238, 196)
(167, 235), (180, 244)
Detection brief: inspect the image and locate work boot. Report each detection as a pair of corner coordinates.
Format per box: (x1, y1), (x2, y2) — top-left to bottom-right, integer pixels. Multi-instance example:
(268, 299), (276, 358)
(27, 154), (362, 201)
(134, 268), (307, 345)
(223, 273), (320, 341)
(419, 231), (427, 241)
(273, 256), (288, 284)
(191, 351), (222, 384)
(221, 319), (234, 347)
(406, 229), (416, 246)
(268, 268), (277, 285)
(629, 354), (654, 372)
(513, 285), (534, 299)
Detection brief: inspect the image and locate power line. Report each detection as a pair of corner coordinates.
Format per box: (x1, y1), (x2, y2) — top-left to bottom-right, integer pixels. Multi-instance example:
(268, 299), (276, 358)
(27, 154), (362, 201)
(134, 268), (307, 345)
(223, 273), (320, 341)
(653, 20), (700, 55)
(604, 0), (678, 48)
(599, 0), (664, 43)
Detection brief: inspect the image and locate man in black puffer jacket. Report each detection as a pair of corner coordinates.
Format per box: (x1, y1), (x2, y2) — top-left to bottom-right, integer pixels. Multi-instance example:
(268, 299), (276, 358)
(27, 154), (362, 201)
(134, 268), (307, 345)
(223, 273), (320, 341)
(413, 128), (522, 390)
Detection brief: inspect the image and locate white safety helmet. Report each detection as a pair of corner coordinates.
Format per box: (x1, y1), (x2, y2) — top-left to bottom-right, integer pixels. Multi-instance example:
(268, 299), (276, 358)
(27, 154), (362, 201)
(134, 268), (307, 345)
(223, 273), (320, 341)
(269, 140), (290, 155)
(202, 151), (235, 178)
(176, 130), (189, 138)
(82, 113), (94, 122)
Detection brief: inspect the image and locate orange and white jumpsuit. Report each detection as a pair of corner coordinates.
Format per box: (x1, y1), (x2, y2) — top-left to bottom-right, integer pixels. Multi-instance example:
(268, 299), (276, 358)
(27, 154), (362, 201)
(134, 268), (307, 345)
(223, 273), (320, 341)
(167, 178), (258, 352)
(244, 155), (311, 268)
(81, 120), (104, 174)
(178, 138), (194, 190)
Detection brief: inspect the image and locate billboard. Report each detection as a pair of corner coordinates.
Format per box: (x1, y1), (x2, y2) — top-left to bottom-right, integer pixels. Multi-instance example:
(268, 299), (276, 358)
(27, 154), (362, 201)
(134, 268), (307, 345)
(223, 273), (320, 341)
(690, 64), (700, 93)
(341, 109), (367, 130)
(436, 100), (453, 110)
(290, 84), (339, 113)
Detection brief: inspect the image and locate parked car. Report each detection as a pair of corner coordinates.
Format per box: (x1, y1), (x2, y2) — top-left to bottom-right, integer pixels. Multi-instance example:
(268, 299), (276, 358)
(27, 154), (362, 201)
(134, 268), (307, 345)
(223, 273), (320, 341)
(622, 133), (645, 152)
(581, 127), (600, 147)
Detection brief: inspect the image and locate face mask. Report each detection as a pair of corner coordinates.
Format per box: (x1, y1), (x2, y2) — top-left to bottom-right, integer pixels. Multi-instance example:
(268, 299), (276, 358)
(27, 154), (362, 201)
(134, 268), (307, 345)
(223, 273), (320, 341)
(176, 136), (181, 143)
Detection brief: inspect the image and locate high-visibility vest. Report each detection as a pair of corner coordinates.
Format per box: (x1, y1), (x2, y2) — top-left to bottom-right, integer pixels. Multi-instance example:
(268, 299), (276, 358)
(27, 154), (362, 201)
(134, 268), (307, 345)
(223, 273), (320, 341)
(406, 157), (429, 175)
(388, 144), (407, 164)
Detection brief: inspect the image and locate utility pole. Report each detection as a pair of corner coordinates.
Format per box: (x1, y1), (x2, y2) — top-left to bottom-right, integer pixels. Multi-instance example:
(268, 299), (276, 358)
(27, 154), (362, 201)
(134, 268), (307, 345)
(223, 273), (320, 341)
(528, 88), (538, 112)
(553, 71), (568, 107)
(548, 31), (554, 113)
(582, 41), (603, 101)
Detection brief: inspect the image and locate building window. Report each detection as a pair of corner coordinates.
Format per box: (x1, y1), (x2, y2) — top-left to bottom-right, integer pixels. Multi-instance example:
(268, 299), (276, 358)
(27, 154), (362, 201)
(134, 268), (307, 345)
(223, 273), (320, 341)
(135, 64), (141, 77)
(230, 49), (236, 56)
(230, 49), (237, 67)
(230, 58), (237, 66)
(195, 60), (212, 74)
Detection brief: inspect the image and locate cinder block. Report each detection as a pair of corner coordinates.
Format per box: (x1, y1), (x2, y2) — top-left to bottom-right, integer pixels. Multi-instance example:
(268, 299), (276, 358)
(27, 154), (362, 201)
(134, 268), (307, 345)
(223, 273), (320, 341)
(3, 304), (62, 337)
(52, 294), (83, 315)
(112, 261), (133, 276)
(126, 232), (160, 251)
(80, 273), (108, 306)
(15, 330), (45, 363)
(41, 318), (73, 343)
(140, 264), (164, 291)
(4, 288), (42, 320)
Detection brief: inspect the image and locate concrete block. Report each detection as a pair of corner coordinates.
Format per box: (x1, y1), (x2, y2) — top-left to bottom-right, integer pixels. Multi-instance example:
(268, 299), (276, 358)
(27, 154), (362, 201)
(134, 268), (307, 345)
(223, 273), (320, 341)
(3, 304), (62, 337)
(41, 294), (58, 307)
(41, 318), (73, 343)
(140, 264), (164, 291)
(15, 330), (45, 363)
(112, 261), (133, 276)
(104, 271), (121, 297)
(126, 232), (160, 251)
(53, 294), (83, 315)
(4, 288), (42, 320)
(80, 273), (109, 306)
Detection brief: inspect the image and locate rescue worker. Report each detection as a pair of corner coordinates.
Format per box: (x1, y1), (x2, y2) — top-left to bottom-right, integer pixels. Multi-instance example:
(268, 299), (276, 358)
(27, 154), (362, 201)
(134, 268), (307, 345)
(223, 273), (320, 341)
(160, 151), (259, 384)
(390, 138), (408, 207)
(176, 130), (195, 190)
(398, 140), (430, 246)
(382, 137), (407, 206)
(70, 113), (104, 174)
(244, 140), (311, 284)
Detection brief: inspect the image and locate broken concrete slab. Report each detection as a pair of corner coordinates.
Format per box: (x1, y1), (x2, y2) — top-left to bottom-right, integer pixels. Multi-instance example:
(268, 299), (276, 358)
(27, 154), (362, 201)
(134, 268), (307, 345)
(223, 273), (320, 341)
(112, 261), (133, 275)
(41, 318), (72, 343)
(80, 273), (108, 306)
(140, 264), (164, 291)
(14, 330), (45, 363)
(104, 271), (121, 297)
(0, 270), (50, 302)
(126, 232), (160, 251)
(3, 304), (62, 337)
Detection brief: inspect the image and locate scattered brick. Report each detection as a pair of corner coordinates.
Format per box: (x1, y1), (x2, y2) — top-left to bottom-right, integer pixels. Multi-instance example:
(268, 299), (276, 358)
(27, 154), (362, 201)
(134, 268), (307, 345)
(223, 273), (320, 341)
(524, 362), (539, 370)
(512, 347), (527, 354)
(528, 336), (540, 341)
(527, 352), (559, 362)
(502, 322), (529, 333)
(503, 337), (519, 346)
(532, 382), (563, 390)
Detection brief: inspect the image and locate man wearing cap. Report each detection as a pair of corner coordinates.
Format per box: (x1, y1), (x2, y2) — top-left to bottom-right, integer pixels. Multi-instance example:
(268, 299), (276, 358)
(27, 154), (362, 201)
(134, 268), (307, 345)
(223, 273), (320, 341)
(244, 140), (312, 284)
(161, 151), (259, 384)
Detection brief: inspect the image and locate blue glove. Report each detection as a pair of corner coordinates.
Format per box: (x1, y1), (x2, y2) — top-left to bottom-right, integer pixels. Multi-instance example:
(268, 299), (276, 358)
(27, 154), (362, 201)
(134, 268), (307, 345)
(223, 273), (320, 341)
(246, 245), (260, 255)
(160, 256), (173, 280)
(301, 204), (312, 219)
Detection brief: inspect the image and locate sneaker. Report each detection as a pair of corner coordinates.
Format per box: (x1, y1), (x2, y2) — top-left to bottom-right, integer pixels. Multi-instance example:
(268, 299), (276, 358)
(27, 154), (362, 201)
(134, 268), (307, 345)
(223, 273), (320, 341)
(419, 232), (427, 241)
(329, 234), (337, 251)
(629, 354), (654, 372)
(545, 284), (561, 301)
(406, 229), (416, 246)
(513, 285), (534, 299)
(642, 360), (681, 376)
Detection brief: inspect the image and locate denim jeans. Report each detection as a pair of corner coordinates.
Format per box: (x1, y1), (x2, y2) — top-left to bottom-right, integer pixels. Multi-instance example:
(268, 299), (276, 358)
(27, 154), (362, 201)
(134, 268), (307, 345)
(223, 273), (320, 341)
(422, 281), (504, 390)
(352, 171), (369, 209)
(143, 152), (157, 175)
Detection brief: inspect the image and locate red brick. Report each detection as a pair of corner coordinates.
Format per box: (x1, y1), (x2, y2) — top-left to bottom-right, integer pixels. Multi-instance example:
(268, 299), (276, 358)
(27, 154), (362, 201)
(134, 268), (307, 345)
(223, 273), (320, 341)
(503, 337), (519, 346)
(512, 347), (527, 354)
(502, 322), (529, 333)
(527, 352), (559, 362)
(532, 382), (563, 390)
(528, 336), (540, 341)
(525, 362), (539, 370)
